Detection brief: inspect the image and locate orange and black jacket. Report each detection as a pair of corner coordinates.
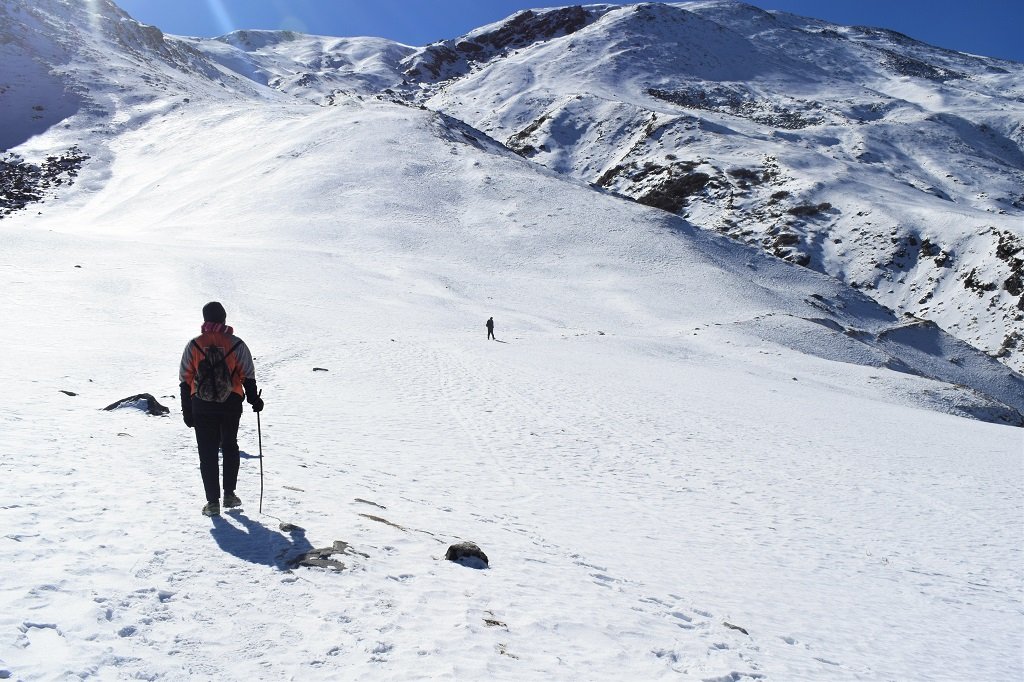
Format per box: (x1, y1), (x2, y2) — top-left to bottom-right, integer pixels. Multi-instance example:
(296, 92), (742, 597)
(178, 330), (258, 415)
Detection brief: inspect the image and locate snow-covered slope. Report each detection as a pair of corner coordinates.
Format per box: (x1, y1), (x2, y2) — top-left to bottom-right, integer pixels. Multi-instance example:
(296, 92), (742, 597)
(1, 1), (1022, 679)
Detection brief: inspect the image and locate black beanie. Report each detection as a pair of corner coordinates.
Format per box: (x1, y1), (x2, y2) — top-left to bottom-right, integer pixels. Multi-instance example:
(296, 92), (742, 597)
(202, 301), (227, 323)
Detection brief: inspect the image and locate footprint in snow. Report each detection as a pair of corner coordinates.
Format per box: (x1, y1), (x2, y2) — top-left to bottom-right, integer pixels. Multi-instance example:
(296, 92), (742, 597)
(571, 555), (607, 572)
(670, 611), (696, 629)
(590, 572), (622, 587)
(369, 641), (394, 662)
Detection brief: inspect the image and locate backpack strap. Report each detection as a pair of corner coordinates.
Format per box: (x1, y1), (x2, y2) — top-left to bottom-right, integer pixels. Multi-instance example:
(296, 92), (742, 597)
(224, 340), (243, 376)
(191, 338), (242, 361)
(191, 338), (244, 382)
(224, 339), (243, 359)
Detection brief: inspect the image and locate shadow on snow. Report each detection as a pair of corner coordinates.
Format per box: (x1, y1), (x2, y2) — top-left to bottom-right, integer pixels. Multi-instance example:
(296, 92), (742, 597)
(209, 511), (312, 569)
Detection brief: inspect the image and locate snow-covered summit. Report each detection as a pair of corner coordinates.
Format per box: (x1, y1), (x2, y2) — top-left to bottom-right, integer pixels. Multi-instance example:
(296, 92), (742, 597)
(189, 30), (414, 103)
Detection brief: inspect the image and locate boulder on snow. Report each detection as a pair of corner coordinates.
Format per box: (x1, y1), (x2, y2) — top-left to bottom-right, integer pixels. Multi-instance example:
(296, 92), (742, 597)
(103, 393), (169, 416)
(445, 541), (489, 569)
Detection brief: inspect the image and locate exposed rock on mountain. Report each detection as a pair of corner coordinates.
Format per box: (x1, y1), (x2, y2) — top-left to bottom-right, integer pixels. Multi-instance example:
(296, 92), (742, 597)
(402, 6), (597, 82)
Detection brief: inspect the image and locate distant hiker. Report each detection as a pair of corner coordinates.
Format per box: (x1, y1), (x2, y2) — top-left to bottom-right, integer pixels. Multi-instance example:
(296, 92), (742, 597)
(179, 301), (264, 517)
(486, 316), (495, 340)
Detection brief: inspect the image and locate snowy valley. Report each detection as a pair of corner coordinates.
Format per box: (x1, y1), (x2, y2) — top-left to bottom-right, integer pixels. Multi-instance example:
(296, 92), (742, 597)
(0, 1), (1022, 680)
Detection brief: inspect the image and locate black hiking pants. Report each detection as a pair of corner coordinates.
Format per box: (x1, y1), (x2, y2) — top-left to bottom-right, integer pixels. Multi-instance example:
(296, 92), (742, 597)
(193, 397), (242, 503)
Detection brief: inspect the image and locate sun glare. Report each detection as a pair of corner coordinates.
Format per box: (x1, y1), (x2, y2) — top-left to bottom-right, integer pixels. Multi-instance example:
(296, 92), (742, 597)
(82, 0), (102, 35)
(271, 0), (308, 33)
(206, 0), (235, 35)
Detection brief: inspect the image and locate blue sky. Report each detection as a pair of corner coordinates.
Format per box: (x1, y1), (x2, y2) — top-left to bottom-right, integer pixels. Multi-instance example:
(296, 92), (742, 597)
(116, 0), (1023, 62)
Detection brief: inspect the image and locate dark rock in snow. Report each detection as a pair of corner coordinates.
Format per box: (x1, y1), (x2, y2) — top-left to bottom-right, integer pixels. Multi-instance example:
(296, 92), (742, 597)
(445, 541), (489, 569)
(289, 540), (368, 571)
(403, 6), (594, 81)
(291, 548), (346, 572)
(723, 621), (749, 635)
(0, 147), (88, 219)
(963, 268), (997, 295)
(312, 367), (329, 372)
(60, 390), (77, 396)
(359, 513), (406, 530)
(103, 393), (169, 416)
(637, 172), (711, 213)
(475, 6), (590, 52)
(787, 202), (832, 217)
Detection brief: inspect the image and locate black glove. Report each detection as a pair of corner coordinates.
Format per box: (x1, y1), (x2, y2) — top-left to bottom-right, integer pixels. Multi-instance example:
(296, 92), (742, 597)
(179, 381), (194, 428)
(244, 378), (263, 412)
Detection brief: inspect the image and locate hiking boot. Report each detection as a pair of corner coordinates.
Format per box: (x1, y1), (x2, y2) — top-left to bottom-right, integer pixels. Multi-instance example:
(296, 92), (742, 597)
(202, 501), (221, 516)
(223, 492), (242, 508)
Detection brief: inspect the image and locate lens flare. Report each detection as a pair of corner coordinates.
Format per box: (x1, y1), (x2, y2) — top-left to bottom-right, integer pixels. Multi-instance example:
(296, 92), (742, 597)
(82, 0), (102, 36)
(206, 0), (235, 35)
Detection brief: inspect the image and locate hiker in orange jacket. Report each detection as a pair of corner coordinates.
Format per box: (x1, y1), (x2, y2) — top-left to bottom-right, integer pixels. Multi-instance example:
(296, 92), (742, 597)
(179, 301), (264, 516)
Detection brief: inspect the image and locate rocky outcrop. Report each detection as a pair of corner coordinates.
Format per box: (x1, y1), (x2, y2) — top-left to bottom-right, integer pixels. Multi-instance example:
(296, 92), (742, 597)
(402, 6), (596, 82)
(0, 147), (88, 218)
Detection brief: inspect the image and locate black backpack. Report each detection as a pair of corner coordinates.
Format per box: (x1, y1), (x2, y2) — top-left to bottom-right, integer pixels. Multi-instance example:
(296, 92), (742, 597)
(192, 339), (242, 403)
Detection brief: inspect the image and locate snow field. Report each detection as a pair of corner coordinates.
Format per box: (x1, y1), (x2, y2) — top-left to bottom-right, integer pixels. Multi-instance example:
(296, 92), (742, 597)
(0, 24), (1021, 677)
(2, 213), (1021, 679)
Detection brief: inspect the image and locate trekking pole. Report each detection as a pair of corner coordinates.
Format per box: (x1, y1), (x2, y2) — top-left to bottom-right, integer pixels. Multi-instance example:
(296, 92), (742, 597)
(257, 389), (264, 514)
